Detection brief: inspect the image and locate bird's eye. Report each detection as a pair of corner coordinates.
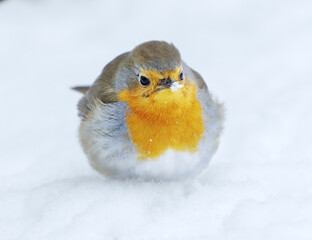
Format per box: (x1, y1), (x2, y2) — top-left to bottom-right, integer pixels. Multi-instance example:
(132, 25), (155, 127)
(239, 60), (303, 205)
(179, 72), (184, 81)
(140, 76), (150, 86)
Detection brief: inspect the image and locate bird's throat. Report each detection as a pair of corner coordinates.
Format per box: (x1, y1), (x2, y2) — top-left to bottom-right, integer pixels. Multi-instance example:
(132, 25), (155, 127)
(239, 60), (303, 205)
(118, 81), (204, 160)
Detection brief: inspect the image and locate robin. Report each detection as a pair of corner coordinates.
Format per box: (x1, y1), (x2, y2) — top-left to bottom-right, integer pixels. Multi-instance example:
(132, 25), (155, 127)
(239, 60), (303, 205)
(73, 41), (224, 180)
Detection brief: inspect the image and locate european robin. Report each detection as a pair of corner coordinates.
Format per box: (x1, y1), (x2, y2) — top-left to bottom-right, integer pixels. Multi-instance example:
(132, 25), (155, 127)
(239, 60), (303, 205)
(73, 41), (224, 180)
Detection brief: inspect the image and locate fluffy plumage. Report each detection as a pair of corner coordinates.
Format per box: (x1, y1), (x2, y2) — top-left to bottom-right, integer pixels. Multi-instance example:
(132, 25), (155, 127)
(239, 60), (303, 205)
(74, 41), (224, 180)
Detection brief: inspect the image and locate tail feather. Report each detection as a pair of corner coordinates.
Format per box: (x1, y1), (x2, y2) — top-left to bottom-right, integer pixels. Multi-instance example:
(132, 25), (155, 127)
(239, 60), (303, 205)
(71, 86), (90, 94)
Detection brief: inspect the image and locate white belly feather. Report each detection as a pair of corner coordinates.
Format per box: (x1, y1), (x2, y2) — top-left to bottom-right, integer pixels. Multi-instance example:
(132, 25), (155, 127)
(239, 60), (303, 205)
(79, 95), (222, 180)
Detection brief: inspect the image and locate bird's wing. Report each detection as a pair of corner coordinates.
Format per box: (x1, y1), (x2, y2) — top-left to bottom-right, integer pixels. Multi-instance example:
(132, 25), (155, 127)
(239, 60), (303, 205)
(74, 52), (130, 119)
(182, 61), (209, 93)
(190, 68), (209, 92)
(87, 52), (129, 103)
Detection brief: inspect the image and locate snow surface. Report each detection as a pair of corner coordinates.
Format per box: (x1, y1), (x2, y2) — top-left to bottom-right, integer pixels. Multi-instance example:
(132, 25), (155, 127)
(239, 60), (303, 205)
(1, 0), (312, 239)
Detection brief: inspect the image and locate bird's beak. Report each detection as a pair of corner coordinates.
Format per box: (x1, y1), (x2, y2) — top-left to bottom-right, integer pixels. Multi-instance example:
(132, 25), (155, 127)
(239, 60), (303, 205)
(157, 78), (173, 89)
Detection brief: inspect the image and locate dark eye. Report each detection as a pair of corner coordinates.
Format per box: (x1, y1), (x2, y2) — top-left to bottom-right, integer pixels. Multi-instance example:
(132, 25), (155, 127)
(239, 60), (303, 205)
(179, 72), (184, 81)
(140, 76), (150, 86)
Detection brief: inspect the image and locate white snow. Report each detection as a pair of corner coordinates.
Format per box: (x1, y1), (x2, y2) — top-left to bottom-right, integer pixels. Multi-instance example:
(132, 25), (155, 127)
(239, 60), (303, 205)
(1, 0), (312, 239)
(170, 81), (184, 92)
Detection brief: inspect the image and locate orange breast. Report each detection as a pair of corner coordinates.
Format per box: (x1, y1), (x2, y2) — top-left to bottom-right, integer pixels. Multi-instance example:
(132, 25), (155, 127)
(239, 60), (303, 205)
(118, 80), (204, 160)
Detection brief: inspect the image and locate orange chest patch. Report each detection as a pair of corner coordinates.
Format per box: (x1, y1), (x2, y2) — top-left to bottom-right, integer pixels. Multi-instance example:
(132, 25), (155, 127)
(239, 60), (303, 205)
(119, 81), (204, 160)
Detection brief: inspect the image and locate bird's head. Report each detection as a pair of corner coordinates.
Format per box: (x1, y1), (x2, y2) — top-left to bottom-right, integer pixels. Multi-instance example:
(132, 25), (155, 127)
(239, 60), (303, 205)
(118, 41), (197, 116)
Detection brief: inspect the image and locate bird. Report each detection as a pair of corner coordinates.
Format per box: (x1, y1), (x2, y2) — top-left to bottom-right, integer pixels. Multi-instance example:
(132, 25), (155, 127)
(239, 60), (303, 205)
(73, 41), (224, 180)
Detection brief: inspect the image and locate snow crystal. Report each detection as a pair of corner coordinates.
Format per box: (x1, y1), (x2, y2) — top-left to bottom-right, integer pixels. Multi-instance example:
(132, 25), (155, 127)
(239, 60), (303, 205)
(170, 81), (184, 92)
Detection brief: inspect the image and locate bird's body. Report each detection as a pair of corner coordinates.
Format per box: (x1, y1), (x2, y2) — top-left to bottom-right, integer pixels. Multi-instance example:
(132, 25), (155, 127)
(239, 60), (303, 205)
(75, 41), (223, 180)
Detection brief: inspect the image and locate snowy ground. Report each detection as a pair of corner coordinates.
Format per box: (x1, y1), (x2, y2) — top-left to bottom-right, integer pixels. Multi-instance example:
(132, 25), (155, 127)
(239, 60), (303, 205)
(1, 0), (312, 239)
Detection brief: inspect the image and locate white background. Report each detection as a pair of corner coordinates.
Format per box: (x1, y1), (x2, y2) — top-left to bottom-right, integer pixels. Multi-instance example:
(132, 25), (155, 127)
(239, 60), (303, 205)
(0, 0), (311, 239)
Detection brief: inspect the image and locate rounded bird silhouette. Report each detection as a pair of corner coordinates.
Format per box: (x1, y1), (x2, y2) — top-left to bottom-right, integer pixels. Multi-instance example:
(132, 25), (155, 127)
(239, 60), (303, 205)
(73, 41), (224, 180)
